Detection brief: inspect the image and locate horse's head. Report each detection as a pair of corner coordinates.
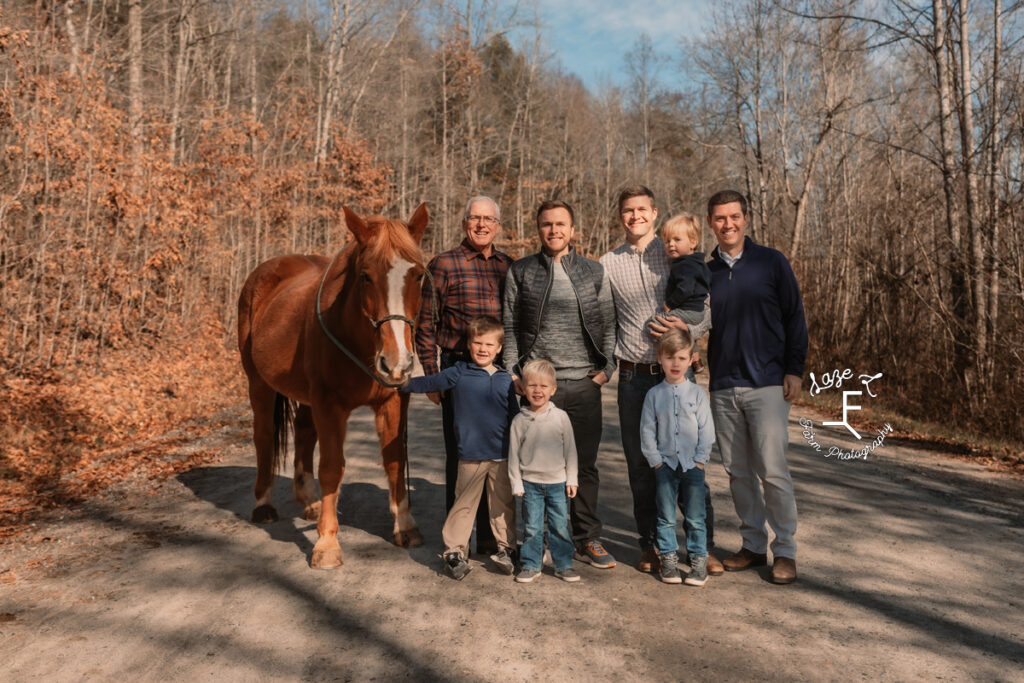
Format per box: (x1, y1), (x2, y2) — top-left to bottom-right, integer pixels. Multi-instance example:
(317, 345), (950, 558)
(343, 204), (429, 387)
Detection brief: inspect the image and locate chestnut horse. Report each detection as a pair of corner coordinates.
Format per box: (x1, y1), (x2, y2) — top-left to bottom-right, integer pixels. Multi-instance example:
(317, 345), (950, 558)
(237, 205), (428, 568)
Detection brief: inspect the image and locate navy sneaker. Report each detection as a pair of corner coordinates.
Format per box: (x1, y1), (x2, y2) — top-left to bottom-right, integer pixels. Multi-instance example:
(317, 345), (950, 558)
(659, 552), (682, 584)
(574, 540), (616, 569)
(684, 555), (708, 586)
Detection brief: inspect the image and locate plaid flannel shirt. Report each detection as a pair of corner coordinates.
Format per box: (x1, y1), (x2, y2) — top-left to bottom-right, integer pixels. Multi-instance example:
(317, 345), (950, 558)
(415, 239), (512, 375)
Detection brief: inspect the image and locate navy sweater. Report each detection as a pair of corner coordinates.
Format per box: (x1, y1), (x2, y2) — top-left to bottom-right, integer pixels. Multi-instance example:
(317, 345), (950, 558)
(707, 237), (808, 391)
(401, 362), (519, 461)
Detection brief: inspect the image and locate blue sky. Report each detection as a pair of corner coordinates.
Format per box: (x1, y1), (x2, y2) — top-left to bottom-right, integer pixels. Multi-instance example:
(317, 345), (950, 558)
(500, 0), (712, 91)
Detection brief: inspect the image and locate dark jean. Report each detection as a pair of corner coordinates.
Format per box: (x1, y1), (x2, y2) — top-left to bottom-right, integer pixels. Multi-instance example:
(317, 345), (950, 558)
(440, 349), (494, 552)
(520, 481), (574, 572)
(617, 366), (715, 550)
(551, 377), (603, 544)
(654, 463), (707, 558)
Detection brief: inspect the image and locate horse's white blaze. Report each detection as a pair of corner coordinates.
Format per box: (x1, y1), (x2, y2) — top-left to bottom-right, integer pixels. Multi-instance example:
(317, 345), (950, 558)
(384, 258), (416, 372)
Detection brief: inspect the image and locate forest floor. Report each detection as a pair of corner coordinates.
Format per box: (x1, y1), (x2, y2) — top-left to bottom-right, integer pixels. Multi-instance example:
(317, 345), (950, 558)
(1, 379), (1022, 681)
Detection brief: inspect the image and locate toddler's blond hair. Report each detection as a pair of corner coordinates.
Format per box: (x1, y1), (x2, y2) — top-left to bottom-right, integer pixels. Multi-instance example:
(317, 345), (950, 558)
(521, 359), (556, 383)
(661, 212), (701, 247)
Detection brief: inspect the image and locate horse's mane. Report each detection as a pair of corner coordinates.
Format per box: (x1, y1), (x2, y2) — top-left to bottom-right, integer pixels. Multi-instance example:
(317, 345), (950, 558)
(358, 216), (424, 268)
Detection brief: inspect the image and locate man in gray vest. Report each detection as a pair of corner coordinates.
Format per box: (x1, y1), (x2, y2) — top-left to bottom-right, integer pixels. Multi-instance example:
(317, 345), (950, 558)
(503, 200), (619, 568)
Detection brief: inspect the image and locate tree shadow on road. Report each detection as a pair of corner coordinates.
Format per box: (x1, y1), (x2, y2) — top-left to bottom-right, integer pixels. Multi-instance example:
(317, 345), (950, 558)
(12, 502), (463, 680)
(176, 466), (445, 571)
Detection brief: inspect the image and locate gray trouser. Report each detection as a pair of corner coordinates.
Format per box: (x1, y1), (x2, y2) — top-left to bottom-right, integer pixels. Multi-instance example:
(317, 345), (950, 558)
(711, 386), (797, 559)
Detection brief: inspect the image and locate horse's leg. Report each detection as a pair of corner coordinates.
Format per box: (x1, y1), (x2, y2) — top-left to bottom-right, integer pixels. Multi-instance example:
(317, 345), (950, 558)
(375, 392), (423, 548)
(249, 380), (280, 523)
(292, 404), (321, 521)
(310, 403), (349, 569)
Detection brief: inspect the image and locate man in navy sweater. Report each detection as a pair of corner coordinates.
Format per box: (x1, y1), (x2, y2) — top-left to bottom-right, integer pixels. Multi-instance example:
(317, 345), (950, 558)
(705, 190), (808, 585)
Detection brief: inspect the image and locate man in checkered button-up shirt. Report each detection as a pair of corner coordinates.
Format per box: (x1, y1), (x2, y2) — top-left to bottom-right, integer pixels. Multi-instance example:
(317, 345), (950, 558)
(415, 196), (513, 555)
(600, 185), (719, 576)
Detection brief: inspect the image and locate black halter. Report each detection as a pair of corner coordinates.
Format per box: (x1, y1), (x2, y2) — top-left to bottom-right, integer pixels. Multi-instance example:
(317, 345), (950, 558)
(314, 250), (419, 389)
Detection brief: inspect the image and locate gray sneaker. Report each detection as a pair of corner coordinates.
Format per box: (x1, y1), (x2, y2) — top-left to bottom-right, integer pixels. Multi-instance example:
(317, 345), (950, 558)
(515, 568), (540, 583)
(684, 555), (708, 586)
(555, 568), (581, 582)
(659, 552), (682, 584)
(444, 552), (471, 580)
(490, 549), (515, 575)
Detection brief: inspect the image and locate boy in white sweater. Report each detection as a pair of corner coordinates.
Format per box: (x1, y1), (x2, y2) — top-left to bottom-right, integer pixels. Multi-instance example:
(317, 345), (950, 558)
(508, 360), (580, 583)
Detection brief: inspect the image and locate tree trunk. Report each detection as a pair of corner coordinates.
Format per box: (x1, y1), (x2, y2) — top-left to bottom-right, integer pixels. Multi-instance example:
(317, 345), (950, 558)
(932, 0), (969, 385)
(128, 0), (143, 178)
(957, 0), (986, 380)
(985, 0), (1002, 382)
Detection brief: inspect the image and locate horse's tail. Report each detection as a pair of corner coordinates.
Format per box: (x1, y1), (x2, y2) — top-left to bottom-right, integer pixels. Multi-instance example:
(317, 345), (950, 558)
(272, 392), (295, 473)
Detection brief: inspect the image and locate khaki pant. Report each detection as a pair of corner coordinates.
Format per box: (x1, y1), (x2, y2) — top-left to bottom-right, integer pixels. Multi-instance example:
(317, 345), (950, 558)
(442, 460), (516, 557)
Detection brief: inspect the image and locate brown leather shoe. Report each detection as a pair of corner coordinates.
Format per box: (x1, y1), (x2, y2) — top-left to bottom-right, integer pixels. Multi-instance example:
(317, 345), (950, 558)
(635, 548), (659, 573)
(706, 553), (725, 576)
(771, 556), (797, 584)
(722, 548), (768, 572)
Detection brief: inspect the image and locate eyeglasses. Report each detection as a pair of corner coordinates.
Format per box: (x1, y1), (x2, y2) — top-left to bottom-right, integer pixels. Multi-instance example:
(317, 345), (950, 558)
(466, 215), (499, 225)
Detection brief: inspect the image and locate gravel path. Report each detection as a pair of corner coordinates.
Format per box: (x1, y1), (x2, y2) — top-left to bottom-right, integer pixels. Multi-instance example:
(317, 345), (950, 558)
(2, 382), (1022, 681)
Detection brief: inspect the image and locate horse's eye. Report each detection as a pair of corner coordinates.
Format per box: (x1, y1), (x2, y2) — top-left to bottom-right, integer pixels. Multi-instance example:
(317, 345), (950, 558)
(360, 272), (372, 283)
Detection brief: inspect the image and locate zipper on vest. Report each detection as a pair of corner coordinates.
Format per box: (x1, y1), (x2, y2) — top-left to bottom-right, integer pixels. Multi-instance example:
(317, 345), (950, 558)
(564, 263), (601, 363)
(521, 258), (556, 367)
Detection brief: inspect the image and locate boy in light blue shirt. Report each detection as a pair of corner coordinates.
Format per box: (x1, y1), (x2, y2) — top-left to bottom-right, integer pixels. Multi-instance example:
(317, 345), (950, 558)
(640, 328), (716, 586)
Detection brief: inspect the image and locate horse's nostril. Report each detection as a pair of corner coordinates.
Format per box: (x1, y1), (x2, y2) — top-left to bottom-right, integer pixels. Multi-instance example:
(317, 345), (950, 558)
(378, 356), (390, 374)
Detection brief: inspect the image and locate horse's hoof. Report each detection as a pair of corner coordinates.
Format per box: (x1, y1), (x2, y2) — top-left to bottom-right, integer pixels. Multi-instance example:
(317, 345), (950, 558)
(251, 504), (279, 524)
(395, 527), (423, 548)
(311, 547), (344, 569)
(303, 501), (322, 521)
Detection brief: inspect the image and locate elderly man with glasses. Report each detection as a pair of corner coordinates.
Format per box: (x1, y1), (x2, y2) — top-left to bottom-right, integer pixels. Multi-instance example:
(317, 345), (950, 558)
(415, 196), (513, 557)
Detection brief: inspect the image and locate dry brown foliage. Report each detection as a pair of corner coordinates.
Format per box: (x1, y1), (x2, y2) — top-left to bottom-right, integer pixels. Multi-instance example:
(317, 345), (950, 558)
(0, 6), (392, 529)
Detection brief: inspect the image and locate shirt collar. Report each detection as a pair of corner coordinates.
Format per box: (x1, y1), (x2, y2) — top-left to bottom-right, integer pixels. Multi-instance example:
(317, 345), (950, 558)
(627, 236), (662, 256)
(721, 249), (743, 267)
(521, 402), (553, 419)
(459, 238), (495, 261)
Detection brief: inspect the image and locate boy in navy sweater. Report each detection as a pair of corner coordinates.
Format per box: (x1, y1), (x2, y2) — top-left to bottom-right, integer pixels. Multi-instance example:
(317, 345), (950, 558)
(402, 316), (519, 580)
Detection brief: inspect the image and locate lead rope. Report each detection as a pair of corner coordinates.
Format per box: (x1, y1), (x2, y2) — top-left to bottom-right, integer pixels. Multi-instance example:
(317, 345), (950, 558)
(403, 263), (439, 513)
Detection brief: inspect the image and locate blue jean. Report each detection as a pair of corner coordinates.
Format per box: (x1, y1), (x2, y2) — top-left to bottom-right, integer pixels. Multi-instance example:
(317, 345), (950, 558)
(618, 367), (715, 550)
(654, 463), (707, 558)
(520, 481), (574, 572)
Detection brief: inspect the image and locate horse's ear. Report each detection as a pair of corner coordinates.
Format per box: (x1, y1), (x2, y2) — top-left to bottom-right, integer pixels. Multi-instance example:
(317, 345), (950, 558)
(406, 203), (429, 244)
(342, 206), (373, 245)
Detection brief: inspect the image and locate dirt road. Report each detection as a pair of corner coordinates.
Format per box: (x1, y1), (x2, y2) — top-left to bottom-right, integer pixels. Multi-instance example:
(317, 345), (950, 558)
(2, 383), (1022, 681)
